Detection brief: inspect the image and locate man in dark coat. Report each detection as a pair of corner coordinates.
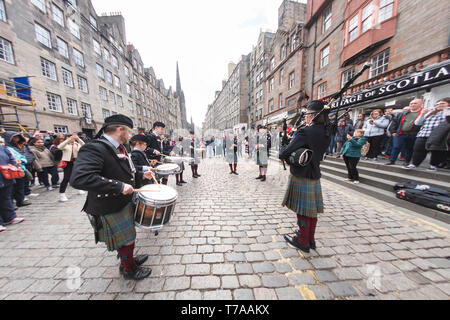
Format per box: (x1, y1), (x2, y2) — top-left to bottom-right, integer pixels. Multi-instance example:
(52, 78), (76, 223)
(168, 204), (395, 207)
(279, 100), (331, 253)
(130, 134), (155, 188)
(145, 122), (170, 185)
(70, 115), (155, 281)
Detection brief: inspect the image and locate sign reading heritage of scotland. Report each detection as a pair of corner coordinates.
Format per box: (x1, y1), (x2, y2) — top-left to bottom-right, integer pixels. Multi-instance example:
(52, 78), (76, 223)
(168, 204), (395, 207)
(331, 60), (450, 109)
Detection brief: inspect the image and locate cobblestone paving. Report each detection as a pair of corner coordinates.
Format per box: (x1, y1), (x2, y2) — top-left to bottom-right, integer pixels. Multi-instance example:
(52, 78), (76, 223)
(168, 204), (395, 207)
(0, 157), (449, 300)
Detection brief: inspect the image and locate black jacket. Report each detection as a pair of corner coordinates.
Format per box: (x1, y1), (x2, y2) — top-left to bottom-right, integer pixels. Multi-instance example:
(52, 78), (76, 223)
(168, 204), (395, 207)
(70, 137), (143, 216)
(279, 124), (330, 180)
(426, 121), (450, 151)
(145, 133), (163, 160)
(131, 149), (152, 188)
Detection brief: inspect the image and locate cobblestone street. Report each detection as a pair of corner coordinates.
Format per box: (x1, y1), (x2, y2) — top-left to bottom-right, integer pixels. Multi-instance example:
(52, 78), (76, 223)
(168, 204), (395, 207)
(0, 158), (449, 300)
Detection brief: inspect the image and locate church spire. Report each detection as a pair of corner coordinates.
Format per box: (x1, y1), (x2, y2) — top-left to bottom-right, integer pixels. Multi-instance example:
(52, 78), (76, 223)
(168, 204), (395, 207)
(176, 62), (181, 94)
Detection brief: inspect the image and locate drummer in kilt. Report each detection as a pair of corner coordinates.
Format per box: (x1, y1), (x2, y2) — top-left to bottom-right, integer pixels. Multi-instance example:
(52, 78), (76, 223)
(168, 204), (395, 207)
(172, 137), (187, 186)
(187, 131), (201, 178)
(71, 115), (156, 280)
(130, 134), (157, 188)
(146, 122), (170, 185)
(279, 100), (331, 253)
(225, 131), (239, 175)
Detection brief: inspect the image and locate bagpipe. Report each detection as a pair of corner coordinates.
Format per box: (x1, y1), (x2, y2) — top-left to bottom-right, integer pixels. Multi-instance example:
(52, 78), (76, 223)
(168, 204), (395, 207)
(283, 62), (372, 167)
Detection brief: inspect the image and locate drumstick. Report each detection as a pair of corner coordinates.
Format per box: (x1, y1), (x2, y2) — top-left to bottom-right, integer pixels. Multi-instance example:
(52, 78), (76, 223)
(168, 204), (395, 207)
(133, 190), (161, 193)
(152, 174), (160, 185)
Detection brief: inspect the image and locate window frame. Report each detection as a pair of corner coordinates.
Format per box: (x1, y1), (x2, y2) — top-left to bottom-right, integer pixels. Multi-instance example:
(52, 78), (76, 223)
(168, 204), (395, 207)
(96, 63), (104, 79)
(51, 3), (64, 27)
(322, 4), (332, 33)
(46, 92), (63, 112)
(378, 0), (394, 23)
(56, 37), (69, 58)
(35, 23), (52, 48)
(72, 47), (84, 68)
(0, 0), (7, 22)
(81, 102), (92, 118)
(77, 75), (88, 93)
(41, 57), (57, 81)
(61, 68), (74, 88)
(318, 82), (327, 99)
(0, 37), (14, 64)
(362, 2), (373, 34)
(289, 71), (295, 89)
(370, 49), (390, 78)
(66, 98), (78, 116)
(320, 45), (330, 68)
(348, 14), (359, 43)
(31, 0), (46, 13)
(341, 68), (355, 89)
(67, 18), (80, 39)
(53, 125), (68, 134)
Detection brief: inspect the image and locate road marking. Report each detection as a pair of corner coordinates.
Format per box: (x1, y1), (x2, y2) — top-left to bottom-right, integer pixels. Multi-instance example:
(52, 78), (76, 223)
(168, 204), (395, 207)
(297, 285), (317, 300)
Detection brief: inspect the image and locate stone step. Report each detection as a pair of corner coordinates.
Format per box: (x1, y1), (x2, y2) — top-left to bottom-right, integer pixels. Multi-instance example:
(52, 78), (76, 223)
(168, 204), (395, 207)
(324, 156), (450, 183)
(322, 160), (450, 191)
(321, 170), (450, 224)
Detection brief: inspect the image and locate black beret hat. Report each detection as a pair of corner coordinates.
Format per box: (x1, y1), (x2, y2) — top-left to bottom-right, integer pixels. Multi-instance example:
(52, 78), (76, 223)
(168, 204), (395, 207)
(257, 125), (267, 131)
(94, 115), (134, 139)
(153, 122), (166, 129)
(306, 100), (326, 113)
(189, 130), (195, 135)
(130, 134), (149, 144)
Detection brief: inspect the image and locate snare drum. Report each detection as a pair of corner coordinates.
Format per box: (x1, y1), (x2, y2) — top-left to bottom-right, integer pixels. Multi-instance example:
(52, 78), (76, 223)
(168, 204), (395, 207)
(134, 184), (178, 231)
(155, 163), (180, 176)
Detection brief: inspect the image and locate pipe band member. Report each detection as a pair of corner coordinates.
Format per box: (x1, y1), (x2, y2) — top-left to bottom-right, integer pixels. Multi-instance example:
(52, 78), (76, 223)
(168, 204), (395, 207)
(225, 131), (239, 175)
(279, 100), (331, 253)
(70, 115), (155, 280)
(254, 125), (270, 182)
(188, 131), (201, 178)
(146, 122), (170, 185)
(172, 137), (187, 186)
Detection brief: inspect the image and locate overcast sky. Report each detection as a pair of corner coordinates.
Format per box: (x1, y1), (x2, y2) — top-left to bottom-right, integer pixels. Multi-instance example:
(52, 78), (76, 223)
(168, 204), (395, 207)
(92, 0), (306, 127)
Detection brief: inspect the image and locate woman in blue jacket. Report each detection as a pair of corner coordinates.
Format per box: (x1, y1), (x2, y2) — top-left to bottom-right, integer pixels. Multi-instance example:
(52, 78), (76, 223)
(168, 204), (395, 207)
(0, 142), (25, 232)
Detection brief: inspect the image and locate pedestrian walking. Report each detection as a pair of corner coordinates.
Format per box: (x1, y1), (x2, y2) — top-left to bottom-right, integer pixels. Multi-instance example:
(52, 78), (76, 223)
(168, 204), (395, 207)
(405, 98), (449, 171)
(0, 142), (25, 232)
(28, 138), (59, 191)
(340, 129), (367, 184)
(279, 100), (331, 253)
(254, 125), (270, 182)
(57, 133), (85, 202)
(70, 115), (155, 280)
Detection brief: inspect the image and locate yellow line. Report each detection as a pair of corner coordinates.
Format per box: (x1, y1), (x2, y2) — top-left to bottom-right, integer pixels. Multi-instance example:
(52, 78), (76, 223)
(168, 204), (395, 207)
(296, 285), (317, 300)
(307, 270), (321, 285)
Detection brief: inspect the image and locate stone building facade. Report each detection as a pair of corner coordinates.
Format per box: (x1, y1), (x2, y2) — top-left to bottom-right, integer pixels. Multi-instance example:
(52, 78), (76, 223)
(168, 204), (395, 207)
(303, 0), (450, 119)
(0, 0), (187, 137)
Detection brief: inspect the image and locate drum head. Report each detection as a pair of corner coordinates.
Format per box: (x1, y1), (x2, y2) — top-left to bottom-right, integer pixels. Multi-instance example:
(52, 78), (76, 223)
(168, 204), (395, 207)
(157, 163), (179, 171)
(138, 184), (178, 203)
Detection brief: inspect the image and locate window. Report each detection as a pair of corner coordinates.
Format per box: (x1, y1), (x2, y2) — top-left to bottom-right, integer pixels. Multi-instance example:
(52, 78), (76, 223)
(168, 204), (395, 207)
(370, 49), (390, 78)
(68, 19), (80, 39)
(67, 98), (77, 115)
(362, 2), (373, 33)
(291, 37), (297, 52)
(89, 15), (97, 29)
(81, 103), (92, 118)
(378, 0), (394, 23)
(280, 45), (286, 60)
(117, 95), (123, 107)
(279, 93), (283, 109)
(322, 4), (332, 33)
(102, 109), (110, 119)
(114, 75), (121, 89)
(126, 83), (131, 96)
(93, 39), (101, 56)
(41, 58), (57, 81)
(318, 82), (327, 99)
(61, 68), (73, 87)
(128, 100), (134, 111)
(270, 57), (275, 70)
(348, 14), (359, 43)
(1, 0), (7, 22)
(96, 63), (104, 79)
(56, 38), (68, 58)
(54, 125), (68, 134)
(106, 70), (112, 84)
(280, 68), (284, 85)
(35, 23), (51, 48)
(109, 91), (115, 104)
(103, 48), (110, 62)
(269, 99), (274, 113)
(77, 76), (88, 93)
(341, 68), (355, 89)
(320, 45), (330, 68)
(31, 0), (46, 12)
(73, 48), (84, 67)
(124, 66), (129, 77)
(0, 37), (14, 64)
(112, 55), (118, 69)
(47, 93), (62, 112)
(269, 78), (274, 92)
(51, 3), (64, 26)
(289, 72), (295, 89)
(99, 86), (107, 101)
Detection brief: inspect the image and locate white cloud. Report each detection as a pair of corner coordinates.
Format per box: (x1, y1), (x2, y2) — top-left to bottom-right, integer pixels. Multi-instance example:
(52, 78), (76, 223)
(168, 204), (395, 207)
(91, 0), (305, 127)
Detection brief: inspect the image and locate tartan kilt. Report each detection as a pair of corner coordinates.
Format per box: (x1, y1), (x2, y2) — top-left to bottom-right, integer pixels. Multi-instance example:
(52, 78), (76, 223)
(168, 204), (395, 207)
(97, 203), (136, 251)
(282, 175), (324, 218)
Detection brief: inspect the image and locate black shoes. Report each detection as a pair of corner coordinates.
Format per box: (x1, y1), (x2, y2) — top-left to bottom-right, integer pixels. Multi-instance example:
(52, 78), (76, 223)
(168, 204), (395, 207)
(385, 161), (395, 166)
(255, 176), (263, 180)
(260, 176), (266, 182)
(176, 182), (183, 186)
(193, 175), (198, 179)
(17, 201), (31, 207)
(284, 235), (310, 253)
(122, 265), (152, 280)
(294, 230), (316, 250)
(233, 171), (239, 175)
(180, 180), (188, 184)
(119, 255), (149, 275)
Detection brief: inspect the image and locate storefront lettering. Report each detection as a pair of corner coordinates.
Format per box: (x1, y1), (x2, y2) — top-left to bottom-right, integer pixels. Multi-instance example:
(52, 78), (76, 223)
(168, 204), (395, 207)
(330, 63), (449, 109)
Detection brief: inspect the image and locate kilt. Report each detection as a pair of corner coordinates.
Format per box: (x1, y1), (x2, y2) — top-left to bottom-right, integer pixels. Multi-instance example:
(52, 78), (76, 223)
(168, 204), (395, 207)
(282, 175), (324, 218)
(97, 203), (136, 251)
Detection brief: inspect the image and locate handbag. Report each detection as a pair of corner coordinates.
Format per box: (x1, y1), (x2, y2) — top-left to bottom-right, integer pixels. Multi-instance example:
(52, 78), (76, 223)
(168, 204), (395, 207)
(0, 164), (25, 180)
(58, 161), (68, 169)
(361, 141), (370, 157)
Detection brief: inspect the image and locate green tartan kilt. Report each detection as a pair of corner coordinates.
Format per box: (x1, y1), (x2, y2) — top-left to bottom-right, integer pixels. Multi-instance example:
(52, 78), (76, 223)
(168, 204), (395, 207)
(282, 175), (324, 218)
(97, 203), (136, 252)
